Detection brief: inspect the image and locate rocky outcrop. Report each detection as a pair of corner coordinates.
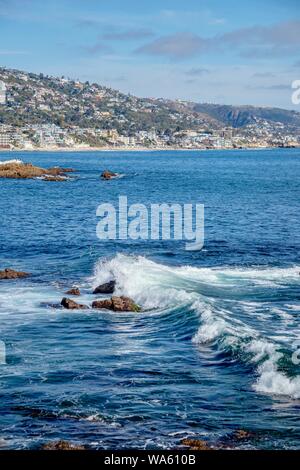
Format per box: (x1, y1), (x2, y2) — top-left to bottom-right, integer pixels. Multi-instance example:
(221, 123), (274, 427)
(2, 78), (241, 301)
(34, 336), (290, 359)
(101, 170), (118, 180)
(93, 280), (116, 295)
(66, 287), (81, 296)
(61, 298), (89, 310)
(92, 296), (141, 312)
(0, 268), (30, 280)
(0, 161), (74, 181)
(41, 440), (85, 451)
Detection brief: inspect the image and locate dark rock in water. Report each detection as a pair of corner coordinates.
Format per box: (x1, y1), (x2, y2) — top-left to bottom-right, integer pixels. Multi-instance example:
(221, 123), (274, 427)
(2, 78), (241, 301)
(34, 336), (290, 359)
(101, 170), (118, 180)
(93, 280), (116, 294)
(111, 296), (141, 312)
(41, 440), (85, 451)
(182, 430), (255, 451)
(232, 429), (253, 440)
(0, 268), (30, 280)
(40, 175), (69, 182)
(92, 296), (141, 312)
(61, 298), (89, 310)
(48, 167), (74, 175)
(181, 438), (212, 451)
(66, 287), (81, 296)
(92, 298), (113, 310)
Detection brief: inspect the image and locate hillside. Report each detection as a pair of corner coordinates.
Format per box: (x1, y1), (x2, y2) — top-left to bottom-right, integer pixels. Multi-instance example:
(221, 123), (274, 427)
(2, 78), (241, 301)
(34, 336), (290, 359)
(193, 103), (300, 129)
(0, 67), (299, 150)
(0, 67), (218, 134)
(0, 67), (299, 134)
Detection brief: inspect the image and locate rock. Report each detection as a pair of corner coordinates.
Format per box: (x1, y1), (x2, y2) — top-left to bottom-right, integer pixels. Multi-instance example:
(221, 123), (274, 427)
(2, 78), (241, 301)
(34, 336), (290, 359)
(92, 296), (141, 312)
(0, 268), (30, 280)
(93, 280), (116, 295)
(41, 440), (85, 451)
(0, 161), (73, 181)
(92, 299), (113, 310)
(61, 298), (89, 310)
(66, 287), (81, 296)
(47, 167), (74, 175)
(111, 296), (140, 312)
(101, 170), (118, 180)
(233, 429), (253, 440)
(40, 175), (68, 182)
(182, 431), (254, 451)
(181, 438), (212, 451)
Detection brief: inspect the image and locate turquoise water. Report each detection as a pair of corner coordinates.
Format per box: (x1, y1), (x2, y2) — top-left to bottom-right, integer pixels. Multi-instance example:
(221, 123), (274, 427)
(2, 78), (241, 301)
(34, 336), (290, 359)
(0, 149), (299, 449)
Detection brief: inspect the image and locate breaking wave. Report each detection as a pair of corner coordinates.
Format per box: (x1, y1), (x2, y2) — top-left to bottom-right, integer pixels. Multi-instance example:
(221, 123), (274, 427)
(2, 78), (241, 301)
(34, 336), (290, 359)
(92, 254), (300, 399)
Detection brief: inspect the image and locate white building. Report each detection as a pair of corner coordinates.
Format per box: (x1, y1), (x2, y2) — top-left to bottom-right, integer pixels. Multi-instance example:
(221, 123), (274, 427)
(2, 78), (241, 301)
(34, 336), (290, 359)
(0, 81), (7, 104)
(0, 134), (10, 147)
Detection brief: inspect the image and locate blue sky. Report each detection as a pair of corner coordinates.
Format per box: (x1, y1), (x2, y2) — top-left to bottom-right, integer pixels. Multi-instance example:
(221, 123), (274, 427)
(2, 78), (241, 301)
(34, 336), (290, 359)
(1, 0), (300, 108)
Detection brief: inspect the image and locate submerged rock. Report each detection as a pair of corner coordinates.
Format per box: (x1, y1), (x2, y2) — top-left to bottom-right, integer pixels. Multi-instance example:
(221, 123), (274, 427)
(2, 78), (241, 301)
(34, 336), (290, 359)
(181, 438), (212, 451)
(41, 440), (85, 451)
(0, 268), (30, 280)
(101, 169), (118, 180)
(47, 167), (74, 175)
(39, 175), (69, 182)
(61, 298), (89, 310)
(66, 287), (81, 296)
(0, 161), (74, 181)
(181, 430), (256, 451)
(93, 280), (116, 294)
(92, 296), (141, 312)
(232, 429), (253, 440)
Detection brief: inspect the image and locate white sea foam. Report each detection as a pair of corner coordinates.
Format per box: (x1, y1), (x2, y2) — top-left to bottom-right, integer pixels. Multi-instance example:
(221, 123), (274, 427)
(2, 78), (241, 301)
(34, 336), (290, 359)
(248, 340), (300, 398)
(92, 254), (197, 310)
(1, 253), (298, 399)
(36, 174), (70, 181)
(0, 159), (23, 165)
(92, 254), (300, 399)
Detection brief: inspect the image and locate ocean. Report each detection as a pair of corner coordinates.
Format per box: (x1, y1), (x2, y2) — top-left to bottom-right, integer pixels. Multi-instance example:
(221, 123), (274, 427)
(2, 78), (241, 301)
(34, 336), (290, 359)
(0, 149), (299, 449)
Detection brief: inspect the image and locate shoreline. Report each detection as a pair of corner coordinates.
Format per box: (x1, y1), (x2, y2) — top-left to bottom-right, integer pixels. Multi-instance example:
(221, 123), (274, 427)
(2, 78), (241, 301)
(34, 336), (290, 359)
(0, 145), (298, 153)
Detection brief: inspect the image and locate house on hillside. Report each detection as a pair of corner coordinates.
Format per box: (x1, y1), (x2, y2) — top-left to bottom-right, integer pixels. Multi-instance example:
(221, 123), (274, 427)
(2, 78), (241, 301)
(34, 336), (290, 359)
(0, 81), (6, 104)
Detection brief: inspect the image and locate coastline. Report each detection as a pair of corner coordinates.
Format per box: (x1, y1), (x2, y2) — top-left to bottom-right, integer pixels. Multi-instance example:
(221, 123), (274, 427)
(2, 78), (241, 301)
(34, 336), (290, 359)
(0, 145), (296, 153)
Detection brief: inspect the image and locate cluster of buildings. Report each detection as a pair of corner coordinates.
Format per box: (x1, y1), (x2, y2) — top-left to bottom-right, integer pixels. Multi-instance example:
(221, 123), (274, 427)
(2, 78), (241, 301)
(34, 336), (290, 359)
(0, 81), (6, 105)
(0, 121), (299, 151)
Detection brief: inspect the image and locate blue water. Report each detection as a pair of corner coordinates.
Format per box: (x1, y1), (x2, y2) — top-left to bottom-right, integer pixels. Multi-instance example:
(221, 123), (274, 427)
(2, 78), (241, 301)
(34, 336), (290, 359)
(0, 149), (299, 449)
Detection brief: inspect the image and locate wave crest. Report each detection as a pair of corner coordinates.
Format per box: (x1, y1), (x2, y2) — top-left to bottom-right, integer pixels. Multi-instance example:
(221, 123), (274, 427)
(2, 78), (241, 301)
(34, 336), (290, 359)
(92, 254), (300, 399)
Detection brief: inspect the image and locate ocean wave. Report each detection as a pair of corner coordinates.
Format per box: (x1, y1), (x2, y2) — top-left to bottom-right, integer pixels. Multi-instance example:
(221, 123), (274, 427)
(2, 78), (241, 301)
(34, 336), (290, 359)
(35, 174), (72, 181)
(92, 254), (300, 399)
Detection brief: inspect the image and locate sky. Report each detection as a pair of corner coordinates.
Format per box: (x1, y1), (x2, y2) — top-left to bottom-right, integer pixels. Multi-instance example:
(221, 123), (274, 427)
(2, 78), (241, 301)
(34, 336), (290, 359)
(0, 0), (300, 109)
